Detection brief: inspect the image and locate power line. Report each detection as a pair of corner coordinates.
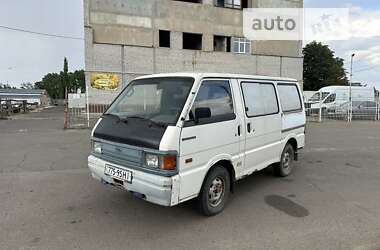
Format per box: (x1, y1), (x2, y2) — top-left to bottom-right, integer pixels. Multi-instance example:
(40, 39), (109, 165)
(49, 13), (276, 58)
(0, 25), (84, 40)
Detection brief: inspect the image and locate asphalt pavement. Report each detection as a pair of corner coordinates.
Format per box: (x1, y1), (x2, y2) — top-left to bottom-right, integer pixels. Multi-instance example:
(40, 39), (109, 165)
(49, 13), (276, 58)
(1, 107), (380, 250)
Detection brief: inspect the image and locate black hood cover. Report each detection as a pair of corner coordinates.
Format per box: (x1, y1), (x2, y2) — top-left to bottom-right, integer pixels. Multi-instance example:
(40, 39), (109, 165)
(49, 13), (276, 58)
(93, 116), (167, 150)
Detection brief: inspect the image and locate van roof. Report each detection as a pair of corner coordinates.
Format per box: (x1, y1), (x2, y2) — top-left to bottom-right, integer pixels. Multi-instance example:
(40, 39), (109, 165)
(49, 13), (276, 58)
(135, 72), (297, 82)
(319, 85), (376, 91)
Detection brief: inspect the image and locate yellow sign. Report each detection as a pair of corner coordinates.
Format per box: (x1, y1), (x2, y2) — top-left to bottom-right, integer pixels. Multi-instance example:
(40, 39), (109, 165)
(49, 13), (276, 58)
(90, 73), (120, 90)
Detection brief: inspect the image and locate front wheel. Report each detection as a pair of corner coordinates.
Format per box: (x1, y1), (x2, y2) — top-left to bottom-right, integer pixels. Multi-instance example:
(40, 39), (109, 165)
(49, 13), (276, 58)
(196, 166), (230, 216)
(274, 143), (295, 177)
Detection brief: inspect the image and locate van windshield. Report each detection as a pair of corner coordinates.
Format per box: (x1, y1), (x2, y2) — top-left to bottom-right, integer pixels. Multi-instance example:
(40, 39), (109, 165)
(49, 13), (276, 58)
(309, 92), (330, 102)
(105, 77), (194, 125)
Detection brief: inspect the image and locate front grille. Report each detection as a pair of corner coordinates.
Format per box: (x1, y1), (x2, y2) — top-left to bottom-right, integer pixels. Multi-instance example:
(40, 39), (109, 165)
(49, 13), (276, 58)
(92, 139), (178, 177)
(101, 141), (143, 168)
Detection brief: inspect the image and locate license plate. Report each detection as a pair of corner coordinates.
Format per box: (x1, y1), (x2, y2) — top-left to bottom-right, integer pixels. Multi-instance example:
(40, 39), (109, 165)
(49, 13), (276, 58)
(104, 164), (132, 183)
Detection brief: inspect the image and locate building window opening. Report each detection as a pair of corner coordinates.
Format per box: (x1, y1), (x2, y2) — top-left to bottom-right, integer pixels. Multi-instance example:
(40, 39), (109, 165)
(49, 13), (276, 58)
(174, 0), (202, 4)
(214, 35), (231, 52)
(215, 0), (248, 9)
(241, 0), (248, 8)
(159, 30), (171, 48)
(183, 32), (203, 50)
(231, 37), (251, 54)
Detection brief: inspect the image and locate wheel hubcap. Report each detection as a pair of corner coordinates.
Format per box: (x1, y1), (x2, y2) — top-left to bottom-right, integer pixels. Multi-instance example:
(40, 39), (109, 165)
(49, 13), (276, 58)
(208, 177), (225, 207)
(283, 151), (291, 169)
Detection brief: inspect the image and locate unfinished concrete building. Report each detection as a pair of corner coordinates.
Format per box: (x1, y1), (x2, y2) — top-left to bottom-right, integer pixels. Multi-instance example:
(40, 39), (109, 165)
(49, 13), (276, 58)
(84, 0), (303, 105)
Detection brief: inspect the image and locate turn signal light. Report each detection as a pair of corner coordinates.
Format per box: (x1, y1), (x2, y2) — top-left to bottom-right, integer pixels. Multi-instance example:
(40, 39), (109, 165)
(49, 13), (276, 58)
(162, 155), (176, 170)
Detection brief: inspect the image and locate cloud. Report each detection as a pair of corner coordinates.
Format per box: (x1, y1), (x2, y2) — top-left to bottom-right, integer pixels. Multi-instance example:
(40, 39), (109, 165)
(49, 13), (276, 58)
(303, 1), (380, 87)
(304, 7), (380, 42)
(350, 8), (380, 39)
(333, 7), (380, 86)
(342, 7), (380, 78)
(326, 39), (380, 86)
(352, 46), (380, 66)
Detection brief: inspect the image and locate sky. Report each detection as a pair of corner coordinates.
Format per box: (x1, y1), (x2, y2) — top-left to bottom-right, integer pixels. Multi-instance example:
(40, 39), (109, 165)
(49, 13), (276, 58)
(0, 0), (379, 88)
(0, 0), (84, 87)
(304, 0), (380, 88)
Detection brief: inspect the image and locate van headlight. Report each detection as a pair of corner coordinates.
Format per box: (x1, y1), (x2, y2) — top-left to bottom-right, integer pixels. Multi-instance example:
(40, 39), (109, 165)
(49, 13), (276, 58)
(145, 154), (159, 168)
(145, 153), (177, 170)
(93, 141), (102, 154)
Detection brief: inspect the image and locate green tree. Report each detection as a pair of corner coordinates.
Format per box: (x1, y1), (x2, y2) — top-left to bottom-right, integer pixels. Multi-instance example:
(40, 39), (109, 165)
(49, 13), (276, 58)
(303, 41), (348, 91)
(20, 83), (35, 89)
(35, 73), (62, 99)
(68, 70), (85, 93)
(34, 58), (85, 99)
(0, 83), (16, 89)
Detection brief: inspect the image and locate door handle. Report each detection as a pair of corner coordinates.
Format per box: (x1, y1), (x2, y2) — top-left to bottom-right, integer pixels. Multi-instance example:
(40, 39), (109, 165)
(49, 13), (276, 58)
(247, 123), (255, 133)
(237, 125), (241, 136)
(182, 136), (196, 141)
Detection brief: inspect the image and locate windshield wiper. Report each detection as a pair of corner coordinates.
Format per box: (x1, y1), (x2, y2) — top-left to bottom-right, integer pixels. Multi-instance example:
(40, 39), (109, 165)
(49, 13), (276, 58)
(102, 113), (130, 124)
(102, 114), (166, 127)
(126, 116), (167, 128)
(102, 113), (120, 121)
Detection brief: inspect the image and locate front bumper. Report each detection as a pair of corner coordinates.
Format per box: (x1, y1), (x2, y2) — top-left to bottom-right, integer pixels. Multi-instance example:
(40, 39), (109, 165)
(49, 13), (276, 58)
(88, 155), (179, 206)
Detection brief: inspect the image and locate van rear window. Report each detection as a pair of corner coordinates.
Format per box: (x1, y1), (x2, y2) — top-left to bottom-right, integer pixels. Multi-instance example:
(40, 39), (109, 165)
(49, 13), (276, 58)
(277, 84), (302, 112)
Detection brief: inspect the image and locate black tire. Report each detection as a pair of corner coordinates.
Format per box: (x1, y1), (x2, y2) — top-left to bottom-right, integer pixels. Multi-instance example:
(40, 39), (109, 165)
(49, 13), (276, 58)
(274, 143), (295, 177)
(196, 166), (230, 216)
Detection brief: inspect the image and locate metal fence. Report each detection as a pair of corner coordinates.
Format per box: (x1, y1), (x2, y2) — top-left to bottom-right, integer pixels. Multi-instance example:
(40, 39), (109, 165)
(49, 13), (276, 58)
(72, 101), (380, 128)
(68, 101), (380, 128)
(305, 95), (380, 123)
(67, 103), (109, 129)
(66, 88), (380, 128)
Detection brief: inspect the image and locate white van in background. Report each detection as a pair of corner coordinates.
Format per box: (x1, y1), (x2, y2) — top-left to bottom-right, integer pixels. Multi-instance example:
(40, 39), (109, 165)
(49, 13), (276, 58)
(306, 86), (376, 113)
(88, 73), (305, 216)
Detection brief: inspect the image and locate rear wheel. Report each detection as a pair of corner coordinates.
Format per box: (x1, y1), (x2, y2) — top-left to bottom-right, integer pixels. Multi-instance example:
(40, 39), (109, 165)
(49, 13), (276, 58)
(274, 143), (295, 177)
(196, 166), (230, 216)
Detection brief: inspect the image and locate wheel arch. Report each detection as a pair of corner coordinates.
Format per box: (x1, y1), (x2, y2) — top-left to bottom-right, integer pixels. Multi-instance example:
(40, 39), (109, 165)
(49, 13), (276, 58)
(202, 158), (236, 193)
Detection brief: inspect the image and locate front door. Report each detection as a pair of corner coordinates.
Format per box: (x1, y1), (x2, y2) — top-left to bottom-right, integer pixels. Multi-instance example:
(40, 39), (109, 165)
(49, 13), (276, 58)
(179, 79), (244, 201)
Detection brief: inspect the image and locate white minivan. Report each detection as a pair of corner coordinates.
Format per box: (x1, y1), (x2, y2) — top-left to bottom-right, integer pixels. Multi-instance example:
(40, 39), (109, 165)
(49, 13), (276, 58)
(88, 73), (306, 216)
(307, 86), (376, 112)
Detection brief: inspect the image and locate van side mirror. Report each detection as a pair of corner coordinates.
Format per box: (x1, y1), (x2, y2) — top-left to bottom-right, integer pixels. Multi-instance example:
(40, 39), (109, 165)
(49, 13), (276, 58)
(194, 107), (211, 122)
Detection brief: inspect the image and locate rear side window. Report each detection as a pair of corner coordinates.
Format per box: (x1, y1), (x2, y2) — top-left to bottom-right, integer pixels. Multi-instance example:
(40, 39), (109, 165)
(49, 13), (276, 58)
(277, 84), (302, 112)
(362, 101), (376, 108)
(241, 82), (279, 117)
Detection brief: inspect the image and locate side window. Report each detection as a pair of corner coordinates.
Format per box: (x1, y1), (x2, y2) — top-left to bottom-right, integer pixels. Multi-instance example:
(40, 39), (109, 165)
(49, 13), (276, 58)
(324, 93), (336, 104)
(277, 84), (302, 112)
(261, 84), (279, 114)
(241, 82), (279, 117)
(362, 101), (376, 108)
(186, 80), (235, 126)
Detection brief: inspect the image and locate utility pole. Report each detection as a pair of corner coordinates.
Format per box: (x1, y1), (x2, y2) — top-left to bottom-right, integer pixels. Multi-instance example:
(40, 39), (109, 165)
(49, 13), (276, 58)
(63, 58), (69, 129)
(348, 53), (355, 122)
(152, 1), (157, 74)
